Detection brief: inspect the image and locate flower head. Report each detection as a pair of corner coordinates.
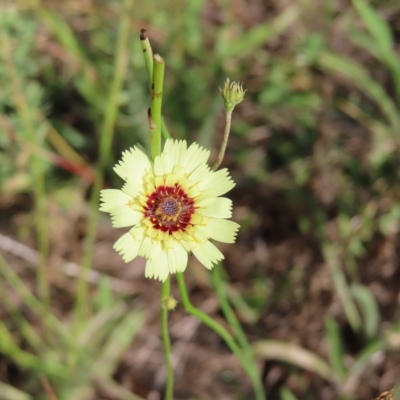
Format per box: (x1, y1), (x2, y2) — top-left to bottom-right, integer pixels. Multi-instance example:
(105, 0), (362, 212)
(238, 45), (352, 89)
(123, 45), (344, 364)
(220, 78), (246, 113)
(100, 139), (240, 281)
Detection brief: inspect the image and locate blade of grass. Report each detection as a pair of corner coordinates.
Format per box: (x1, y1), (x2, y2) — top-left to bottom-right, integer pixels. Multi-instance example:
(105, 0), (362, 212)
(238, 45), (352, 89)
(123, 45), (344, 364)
(351, 284), (380, 339)
(323, 245), (362, 332)
(0, 382), (32, 400)
(93, 376), (146, 400)
(0, 22), (50, 307)
(318, 51), (400, 138)
(350, 0), (400, 105)
(325, 317), (347, 382)
(253, 340), (332, 381)
(0, 321), (66, 377)
(351, 0), (392, 54)
(342, 339), (384, 394)
(0, 286), (44, 351)
(25, 0), (103, 107)
(216, 4), (298, 59)
(0, 254), (70, 344)
(91, 309), (143, 377)
(280, 387), (299, 400)
(77, 303), (127, 349)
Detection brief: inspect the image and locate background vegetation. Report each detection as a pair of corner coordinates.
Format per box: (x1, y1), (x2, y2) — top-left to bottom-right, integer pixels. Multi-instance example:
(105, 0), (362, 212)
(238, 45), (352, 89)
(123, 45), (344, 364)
(1, 0), (400, 399)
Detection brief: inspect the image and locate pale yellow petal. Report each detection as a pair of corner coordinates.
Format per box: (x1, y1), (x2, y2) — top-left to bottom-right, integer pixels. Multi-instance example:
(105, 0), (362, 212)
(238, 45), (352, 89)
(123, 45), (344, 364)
(197, 218), (240, 243)
(198, 168), (235, 197)
(145, 250), (169, 281)
(167, 244), (188, 273)
(154, 150), (173, 176)
(100, 189), (131, 212)
(144, 258), (155, 279)
(113, 231), (142, 262)
(122, 181), (142, 198)
(192, 240), (224, 269)
(188, 163), (210, 184)
(110, 205), (142, 228)
(138, 236), (156, 259)
(114, 146), (152, 183)
(196, 197), (232, 218)
(181, 143), (210, 174)
(164, 139), (187, 165)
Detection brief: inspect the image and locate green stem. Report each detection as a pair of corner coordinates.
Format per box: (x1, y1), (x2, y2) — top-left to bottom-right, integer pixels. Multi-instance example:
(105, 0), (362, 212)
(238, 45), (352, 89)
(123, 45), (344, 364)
(74, 0), (132, 323)
(161, 279), (174, 400)
(150, 54), (165, 159)
(211, 265), (266, 400)
(212, 110), (232, 170)
(139, 29), (153, 93)
(142, 35), (173, 399)
(139, 30), (171, 139)
(176, 273), (241, 354)
(177, 273), (265, 400)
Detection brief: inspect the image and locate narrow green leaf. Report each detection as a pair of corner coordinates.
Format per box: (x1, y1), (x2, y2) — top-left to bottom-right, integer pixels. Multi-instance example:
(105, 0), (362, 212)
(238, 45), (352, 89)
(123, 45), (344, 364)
(323, 245), (362, 332)
(318, 51), (400, 141)
(352, 0), (393, 55)
(280, 387), (299, 400)
(0, 322), (66, 377)
(0, 255), (69, 344)
(216, 5), (298, 59)
(0, 382), (32, 400)
(253, 340), (332, 381)
(95, 276), (114, 312)
(325, 317), (347, 382)
(351, 284), (380, 338)
(77, 303), (127, 349)
(346, 339), (383, 384)
(92, 310), (143, 377)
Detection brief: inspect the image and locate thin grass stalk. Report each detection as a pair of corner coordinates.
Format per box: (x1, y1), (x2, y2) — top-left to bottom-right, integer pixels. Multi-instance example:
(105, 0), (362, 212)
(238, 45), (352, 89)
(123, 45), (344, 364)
(0, 28), (50, 307)
(75, 0), (132, 322)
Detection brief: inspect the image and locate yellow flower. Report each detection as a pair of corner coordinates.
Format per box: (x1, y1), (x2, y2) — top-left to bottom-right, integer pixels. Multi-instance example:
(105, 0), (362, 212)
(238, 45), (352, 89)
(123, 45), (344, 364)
(100, 139), (240, 281)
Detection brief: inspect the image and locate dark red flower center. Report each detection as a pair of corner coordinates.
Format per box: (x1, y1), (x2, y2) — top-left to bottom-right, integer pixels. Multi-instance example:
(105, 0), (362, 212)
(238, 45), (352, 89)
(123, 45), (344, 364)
(144, 185), (195, 234)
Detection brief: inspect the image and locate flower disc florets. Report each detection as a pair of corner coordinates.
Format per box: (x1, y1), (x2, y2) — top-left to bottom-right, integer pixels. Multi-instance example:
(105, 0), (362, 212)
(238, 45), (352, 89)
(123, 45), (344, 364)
(144, 185), (195, 233)
(100, 139), (240, 281)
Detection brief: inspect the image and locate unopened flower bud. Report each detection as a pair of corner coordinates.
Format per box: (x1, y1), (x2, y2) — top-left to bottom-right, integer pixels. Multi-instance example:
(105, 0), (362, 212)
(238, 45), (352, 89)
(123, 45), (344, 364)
(220, 78), (246, 113)
(161, 296), (178, 310)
